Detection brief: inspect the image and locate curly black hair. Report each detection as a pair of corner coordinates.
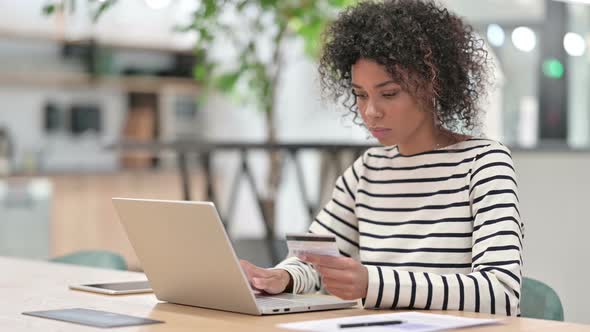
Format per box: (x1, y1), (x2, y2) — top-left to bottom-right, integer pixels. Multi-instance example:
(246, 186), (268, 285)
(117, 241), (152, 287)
(318, 0), (490, 133)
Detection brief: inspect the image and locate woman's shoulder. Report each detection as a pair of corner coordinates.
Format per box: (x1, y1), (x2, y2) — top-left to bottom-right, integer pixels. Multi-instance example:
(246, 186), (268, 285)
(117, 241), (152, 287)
(465, 137), (513, 155)
(361, 137), (510, 161)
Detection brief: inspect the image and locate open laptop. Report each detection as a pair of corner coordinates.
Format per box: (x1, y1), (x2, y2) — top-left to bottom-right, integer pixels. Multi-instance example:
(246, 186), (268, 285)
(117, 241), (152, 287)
(112, 198), (357, 315)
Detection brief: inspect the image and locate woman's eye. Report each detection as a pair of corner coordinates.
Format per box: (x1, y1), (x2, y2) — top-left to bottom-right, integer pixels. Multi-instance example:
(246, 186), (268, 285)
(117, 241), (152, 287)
(353, 91), (368, 99)
(382, 91), (399, 98)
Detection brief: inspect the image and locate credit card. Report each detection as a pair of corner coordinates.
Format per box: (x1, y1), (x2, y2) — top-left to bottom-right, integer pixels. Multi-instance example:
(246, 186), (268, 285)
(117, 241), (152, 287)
(286, 233), (340, 257)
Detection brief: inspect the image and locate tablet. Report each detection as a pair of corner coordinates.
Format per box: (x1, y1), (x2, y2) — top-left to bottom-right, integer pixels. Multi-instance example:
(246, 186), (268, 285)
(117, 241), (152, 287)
(69, 281), (152, 295)
(22, 308), (163, 328)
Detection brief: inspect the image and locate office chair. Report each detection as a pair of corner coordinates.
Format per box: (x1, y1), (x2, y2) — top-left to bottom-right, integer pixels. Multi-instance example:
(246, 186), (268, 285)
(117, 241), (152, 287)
(521, 277), (564, 321)
(50, 250), (127, 271)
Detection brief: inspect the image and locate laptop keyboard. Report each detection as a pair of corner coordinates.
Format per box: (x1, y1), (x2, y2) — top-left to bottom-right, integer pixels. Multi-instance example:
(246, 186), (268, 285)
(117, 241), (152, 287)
(255, 296), (303, 308)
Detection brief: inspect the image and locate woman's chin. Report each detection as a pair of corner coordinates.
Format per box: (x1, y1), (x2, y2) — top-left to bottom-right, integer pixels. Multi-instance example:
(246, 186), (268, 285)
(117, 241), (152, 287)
(375, 137), (398, 147)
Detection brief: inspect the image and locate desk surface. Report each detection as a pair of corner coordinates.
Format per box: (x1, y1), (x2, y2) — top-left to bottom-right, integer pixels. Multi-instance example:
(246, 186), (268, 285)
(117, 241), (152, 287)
(2, 257), (588, 332)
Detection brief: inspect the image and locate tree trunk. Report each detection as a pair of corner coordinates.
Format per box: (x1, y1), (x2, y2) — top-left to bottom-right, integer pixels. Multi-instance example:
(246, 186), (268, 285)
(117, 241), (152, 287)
(260, 24), (287, 242)
(262, 110), (281, 237)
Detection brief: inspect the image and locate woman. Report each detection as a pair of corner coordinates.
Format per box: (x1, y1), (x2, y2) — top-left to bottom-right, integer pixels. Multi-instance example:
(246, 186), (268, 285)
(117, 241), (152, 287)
(241, 0), (523, 316)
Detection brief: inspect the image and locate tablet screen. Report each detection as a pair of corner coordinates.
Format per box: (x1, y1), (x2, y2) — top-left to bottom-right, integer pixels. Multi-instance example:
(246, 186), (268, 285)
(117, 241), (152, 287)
(23, 308), (163, 328)
(84, 281), (151, 291)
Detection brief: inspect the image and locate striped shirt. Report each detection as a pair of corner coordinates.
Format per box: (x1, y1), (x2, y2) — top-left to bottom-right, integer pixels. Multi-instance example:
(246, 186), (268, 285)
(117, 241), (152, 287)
(276, 138), (523, 316)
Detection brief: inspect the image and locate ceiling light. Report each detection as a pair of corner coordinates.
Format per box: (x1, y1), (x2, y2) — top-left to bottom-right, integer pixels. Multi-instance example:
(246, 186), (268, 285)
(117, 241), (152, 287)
(512, 27), (536, 52)
(563, 32), (586, 56)
(487, 24), (505, 47)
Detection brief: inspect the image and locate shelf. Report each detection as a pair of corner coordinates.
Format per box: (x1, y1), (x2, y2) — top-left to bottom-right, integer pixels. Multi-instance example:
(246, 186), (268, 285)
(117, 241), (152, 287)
(0, 28), (195, 55)
(0, 71), (200, 94)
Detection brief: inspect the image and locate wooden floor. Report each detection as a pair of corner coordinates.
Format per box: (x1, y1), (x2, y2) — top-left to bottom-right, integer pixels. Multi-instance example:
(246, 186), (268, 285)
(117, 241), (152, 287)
(48, 170), (206, 270)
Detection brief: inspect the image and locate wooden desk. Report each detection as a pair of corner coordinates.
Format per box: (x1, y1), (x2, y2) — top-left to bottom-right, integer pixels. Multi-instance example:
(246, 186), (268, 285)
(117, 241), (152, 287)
(2, 257), (588, 331)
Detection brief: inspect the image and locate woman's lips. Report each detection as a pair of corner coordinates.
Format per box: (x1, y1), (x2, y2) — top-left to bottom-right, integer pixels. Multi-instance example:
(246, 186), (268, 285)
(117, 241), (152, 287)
(370, 128), (391, 139)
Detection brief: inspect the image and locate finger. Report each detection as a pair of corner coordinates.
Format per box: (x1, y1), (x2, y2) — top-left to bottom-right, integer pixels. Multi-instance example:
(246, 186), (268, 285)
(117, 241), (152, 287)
(240, 259), (262, 273)
(240, 262), (277, 292)
(299, 254), (341, 269)
(322, 278), (355, 294)
(321, 275), (352, 288)
(324, 283), (351, 298)
(252, 276), (271, 288)
(240, 260), (262, 282)
(316, 266), (353, 281)
(252, 277), (283, 294)
(240, 260), (274, 278)
(240, 260), (255, 279)
(300, 254), (352, 270)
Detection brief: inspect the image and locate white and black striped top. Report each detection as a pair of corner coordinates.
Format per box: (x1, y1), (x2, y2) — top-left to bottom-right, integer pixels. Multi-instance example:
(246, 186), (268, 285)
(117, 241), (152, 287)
(276, 138), (523, 316)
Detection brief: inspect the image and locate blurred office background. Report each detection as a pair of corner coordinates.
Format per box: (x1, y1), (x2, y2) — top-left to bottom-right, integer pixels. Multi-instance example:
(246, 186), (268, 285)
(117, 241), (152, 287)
(0, 0), (588, 323)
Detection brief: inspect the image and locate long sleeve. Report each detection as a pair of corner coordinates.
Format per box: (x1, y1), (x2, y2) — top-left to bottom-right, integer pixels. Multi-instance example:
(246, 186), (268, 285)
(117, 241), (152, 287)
(275, 155), (363, 294)
(363, 143), (523, 315)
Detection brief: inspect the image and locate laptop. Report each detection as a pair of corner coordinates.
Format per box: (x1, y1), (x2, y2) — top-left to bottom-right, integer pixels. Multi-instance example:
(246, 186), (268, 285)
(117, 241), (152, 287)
(112, 198), (357, 315)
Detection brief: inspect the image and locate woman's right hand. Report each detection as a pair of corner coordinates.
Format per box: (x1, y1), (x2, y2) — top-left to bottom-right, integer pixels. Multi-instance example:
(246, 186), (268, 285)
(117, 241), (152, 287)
(239, 259), (292, 294)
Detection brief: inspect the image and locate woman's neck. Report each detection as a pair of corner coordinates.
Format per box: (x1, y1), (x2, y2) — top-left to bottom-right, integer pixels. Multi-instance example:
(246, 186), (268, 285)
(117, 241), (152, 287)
(396, 124), (463, 156)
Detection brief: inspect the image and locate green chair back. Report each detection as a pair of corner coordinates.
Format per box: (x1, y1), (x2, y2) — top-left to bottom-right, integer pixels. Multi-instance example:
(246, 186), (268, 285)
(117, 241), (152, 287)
(521, 277), (564, 321)
(50, 250), (127, 271)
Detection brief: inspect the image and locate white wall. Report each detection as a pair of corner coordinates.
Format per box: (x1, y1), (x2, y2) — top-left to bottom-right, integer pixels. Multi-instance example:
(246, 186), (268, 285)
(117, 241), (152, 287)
(567, 4), (590, 148)
(442, 0), (544, 24)
(0, 86), (125, 172)
(514, 151), (590, 324)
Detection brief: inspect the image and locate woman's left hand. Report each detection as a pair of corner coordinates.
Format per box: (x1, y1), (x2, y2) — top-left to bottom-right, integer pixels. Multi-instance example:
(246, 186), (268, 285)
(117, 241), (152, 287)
(299, 254), (368, 300)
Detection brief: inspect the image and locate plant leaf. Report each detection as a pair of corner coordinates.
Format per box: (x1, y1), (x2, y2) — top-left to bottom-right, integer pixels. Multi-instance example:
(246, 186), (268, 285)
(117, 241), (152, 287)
(215, 71), (242, 93)
(92, 0), (115, 23)
(42, 4), (56, 15)
(328, 0), (357, 7)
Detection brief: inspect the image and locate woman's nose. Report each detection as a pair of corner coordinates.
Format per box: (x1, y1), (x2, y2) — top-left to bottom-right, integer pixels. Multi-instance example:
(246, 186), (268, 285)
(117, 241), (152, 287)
(365, 101), (383, 119)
